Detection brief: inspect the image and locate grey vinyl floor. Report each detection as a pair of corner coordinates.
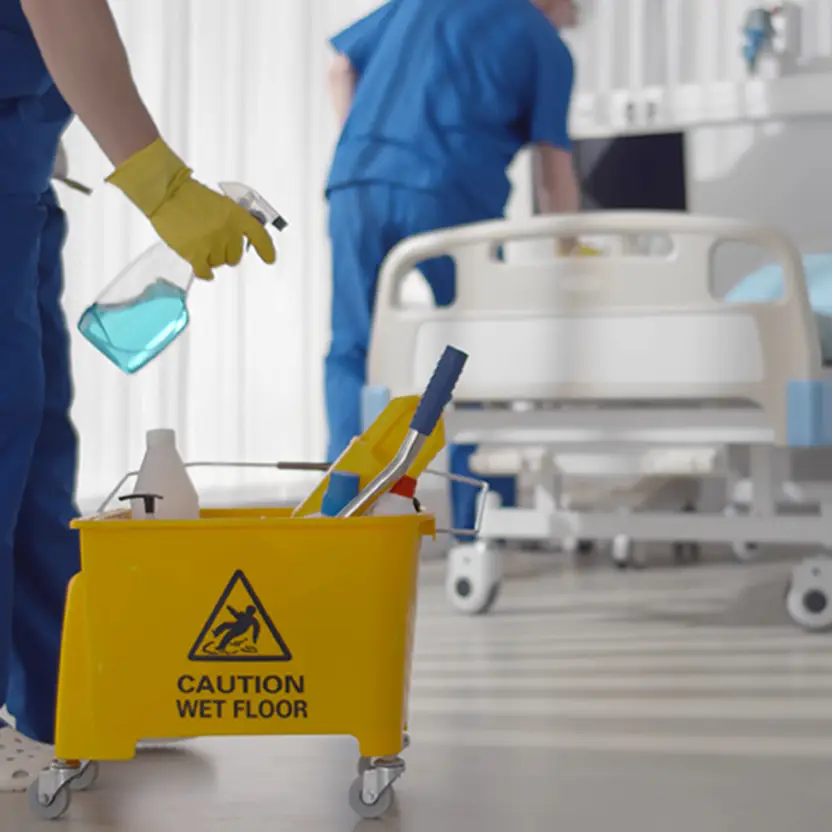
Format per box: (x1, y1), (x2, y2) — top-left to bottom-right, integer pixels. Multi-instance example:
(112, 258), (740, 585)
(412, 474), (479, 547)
(5, 550), (832, 832)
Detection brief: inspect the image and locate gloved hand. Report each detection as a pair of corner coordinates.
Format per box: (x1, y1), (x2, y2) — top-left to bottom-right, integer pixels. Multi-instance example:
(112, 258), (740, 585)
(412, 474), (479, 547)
(106, 138), (276, 280)
(556, 238), (603, 257)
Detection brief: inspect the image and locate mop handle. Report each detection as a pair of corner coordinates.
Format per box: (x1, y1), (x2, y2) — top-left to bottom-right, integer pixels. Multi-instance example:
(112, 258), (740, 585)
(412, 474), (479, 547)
(409, 346), (468, 437)
(335, 345), (468, 518)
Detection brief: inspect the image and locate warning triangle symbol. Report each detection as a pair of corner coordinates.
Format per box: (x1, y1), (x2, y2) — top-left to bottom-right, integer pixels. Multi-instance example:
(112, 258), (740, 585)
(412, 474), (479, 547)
(188, 570), (292, 663)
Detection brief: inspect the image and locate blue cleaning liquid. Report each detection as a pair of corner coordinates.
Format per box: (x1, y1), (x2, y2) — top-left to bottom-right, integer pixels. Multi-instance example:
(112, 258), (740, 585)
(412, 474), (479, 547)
(78, 278), (190, 374)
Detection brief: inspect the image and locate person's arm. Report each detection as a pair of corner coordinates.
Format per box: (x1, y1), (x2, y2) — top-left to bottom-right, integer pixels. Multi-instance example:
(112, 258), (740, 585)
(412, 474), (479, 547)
(21, 0), (276, 278)
(534, 145), (582, 254)
(328, 3), (395, 126)
(524, 24), (583, 253)
(20, 0), (159, 167)
(329, 53), (358, 128)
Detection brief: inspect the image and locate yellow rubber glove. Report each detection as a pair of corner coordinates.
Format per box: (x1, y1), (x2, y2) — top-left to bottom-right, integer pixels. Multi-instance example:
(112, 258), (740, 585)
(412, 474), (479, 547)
(106, 138), (276, 280)
(557, 239), (603, 257)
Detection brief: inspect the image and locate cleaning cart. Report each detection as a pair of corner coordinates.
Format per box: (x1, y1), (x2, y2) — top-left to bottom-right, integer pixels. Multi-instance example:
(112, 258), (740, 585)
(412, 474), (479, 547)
(28, 346), (484, 822)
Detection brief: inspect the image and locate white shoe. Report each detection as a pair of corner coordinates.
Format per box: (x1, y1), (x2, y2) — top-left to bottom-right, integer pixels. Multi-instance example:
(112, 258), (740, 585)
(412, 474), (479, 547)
(0, 725), (54, 793)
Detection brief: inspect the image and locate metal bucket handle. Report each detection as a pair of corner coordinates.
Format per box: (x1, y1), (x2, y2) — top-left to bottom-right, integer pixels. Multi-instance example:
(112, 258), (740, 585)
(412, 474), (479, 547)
(95, 461), (489, 538)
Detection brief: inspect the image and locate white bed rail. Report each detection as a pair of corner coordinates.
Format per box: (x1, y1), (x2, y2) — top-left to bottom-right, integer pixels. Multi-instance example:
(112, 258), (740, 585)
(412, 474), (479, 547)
(368, 212), (822, 444)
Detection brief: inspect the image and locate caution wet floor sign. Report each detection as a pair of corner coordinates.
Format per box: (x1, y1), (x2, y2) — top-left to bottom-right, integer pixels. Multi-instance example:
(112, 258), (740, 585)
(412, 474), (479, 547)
(178, 570), (305, 722)
(57, 507), (431, 762)
(188, 570), (292, 662)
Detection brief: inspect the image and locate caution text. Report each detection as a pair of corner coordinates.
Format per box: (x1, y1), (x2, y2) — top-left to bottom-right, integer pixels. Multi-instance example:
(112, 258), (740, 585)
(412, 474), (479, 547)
(176, 674), (308, 721)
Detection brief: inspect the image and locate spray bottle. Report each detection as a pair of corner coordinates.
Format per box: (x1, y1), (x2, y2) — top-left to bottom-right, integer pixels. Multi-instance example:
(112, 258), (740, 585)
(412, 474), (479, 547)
(370, 476), (422, 516)
(78, 182), (287, 374)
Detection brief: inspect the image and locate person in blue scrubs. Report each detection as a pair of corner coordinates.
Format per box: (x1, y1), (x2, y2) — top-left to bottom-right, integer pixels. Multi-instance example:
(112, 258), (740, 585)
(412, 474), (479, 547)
(0, 0), (274, 792)
(325, 0), (581, 534)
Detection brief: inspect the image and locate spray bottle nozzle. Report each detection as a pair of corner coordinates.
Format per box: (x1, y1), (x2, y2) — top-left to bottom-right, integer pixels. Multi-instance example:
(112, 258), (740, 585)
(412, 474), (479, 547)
(119, 492), (165, 516)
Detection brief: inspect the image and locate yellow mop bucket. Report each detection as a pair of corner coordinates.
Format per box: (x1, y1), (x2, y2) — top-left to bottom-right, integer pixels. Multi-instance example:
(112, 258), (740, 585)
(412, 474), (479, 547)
(54, 509), (434, 762)
(30, 345), (483, 823)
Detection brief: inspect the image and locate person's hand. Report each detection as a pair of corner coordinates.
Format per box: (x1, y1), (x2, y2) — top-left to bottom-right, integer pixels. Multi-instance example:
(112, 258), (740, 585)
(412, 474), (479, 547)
(573, 243), (602, 256)
(106, 138), (276, 280)
(556, 238), (602, 257)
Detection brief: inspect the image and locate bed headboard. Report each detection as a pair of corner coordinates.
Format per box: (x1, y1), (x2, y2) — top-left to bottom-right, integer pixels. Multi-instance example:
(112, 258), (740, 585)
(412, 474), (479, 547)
(367, 211), (822, 443)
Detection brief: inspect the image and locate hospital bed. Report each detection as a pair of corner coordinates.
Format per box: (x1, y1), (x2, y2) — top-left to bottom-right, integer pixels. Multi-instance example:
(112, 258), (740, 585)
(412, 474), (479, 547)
(366, 211), (832, 630)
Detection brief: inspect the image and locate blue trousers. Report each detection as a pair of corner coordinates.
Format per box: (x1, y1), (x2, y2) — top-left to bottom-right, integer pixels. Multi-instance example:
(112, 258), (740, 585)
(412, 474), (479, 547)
(0, 87), (80, 744)
(325, 184), (516, 533)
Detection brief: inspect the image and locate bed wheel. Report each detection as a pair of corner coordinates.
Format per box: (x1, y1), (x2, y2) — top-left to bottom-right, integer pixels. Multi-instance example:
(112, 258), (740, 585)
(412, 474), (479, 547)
(563, 538), (594, 556)
(672, 542), (701, 565)
(446, 542), (503, 615)
(611, 535), (645, 570)
(786, 556), (832, 632)
(723, 505), (760, 562)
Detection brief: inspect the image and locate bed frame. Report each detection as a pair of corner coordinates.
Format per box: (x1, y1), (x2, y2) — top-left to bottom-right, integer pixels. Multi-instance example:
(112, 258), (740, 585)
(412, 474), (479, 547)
(366, 211), (832, 616)
(370, 211), (829, 447)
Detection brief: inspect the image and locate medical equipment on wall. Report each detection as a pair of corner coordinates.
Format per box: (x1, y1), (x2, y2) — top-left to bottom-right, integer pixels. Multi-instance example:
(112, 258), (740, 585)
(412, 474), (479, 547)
(366, 211), (832, 629)
(741, 4), (803, 76)
(742, 7), (778, 74)
(27, 345), (485, 823)
(132, 428), (199, 520)
(78, 182), (287, 374)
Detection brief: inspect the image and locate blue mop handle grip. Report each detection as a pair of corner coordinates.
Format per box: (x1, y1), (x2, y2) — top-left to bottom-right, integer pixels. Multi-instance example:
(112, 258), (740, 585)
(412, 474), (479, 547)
(409, 346), (469, 437)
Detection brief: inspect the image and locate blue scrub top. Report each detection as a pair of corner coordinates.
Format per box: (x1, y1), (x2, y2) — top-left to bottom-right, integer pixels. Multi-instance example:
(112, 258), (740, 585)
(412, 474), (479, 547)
(0, 0), (53, 98)
(0, 0), (72, 194)
(327, 0), (575, 217)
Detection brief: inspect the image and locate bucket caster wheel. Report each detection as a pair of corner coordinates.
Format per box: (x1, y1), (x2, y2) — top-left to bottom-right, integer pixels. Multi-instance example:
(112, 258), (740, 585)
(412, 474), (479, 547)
(786, 556), (832, 632)
(447, 542), (502, 615)
(349, 756), (404, 820)
(349, 777), (394, 819)
(28, 759), (96, 820)
(69, 761), (99, 792)
(28, 780), (71, 821)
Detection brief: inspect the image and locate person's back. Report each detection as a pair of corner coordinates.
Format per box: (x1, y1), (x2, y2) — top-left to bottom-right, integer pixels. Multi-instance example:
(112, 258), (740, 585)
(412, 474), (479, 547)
(327, 0), (573, 217)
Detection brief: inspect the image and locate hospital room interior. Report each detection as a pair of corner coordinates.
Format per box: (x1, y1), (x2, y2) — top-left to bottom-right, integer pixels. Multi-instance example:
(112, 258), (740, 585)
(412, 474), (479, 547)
(10, 0), (832, 828)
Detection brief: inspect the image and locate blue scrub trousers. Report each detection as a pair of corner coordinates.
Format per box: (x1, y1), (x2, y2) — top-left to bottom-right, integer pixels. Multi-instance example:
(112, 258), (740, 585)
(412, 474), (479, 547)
(0, 88), (80, 744)
(325, 183), (516, 534)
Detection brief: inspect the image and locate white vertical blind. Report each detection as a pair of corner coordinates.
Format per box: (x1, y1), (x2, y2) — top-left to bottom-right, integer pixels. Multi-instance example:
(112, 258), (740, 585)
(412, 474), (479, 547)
(60, 0), (361, 507)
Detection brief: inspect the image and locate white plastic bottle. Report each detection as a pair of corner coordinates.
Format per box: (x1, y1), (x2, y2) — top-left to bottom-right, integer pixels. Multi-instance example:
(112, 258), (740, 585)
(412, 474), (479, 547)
(132, 428), (200, 520)
(371, 476), (421, 516)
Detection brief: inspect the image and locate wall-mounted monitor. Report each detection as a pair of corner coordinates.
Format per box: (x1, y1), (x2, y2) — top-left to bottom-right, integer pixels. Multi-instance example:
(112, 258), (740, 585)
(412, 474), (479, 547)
(549, 131), (688, 212)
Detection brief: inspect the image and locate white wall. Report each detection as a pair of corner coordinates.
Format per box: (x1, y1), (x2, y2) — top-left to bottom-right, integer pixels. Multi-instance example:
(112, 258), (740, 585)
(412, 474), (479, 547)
(558, 0), (832, 280)
(503, 1), (832, 284)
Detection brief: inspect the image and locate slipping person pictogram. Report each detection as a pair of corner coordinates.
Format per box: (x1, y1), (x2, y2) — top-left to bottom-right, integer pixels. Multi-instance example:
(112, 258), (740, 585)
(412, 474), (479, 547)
(189, 570), (292, 662)
(212, 605), (261, 653)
